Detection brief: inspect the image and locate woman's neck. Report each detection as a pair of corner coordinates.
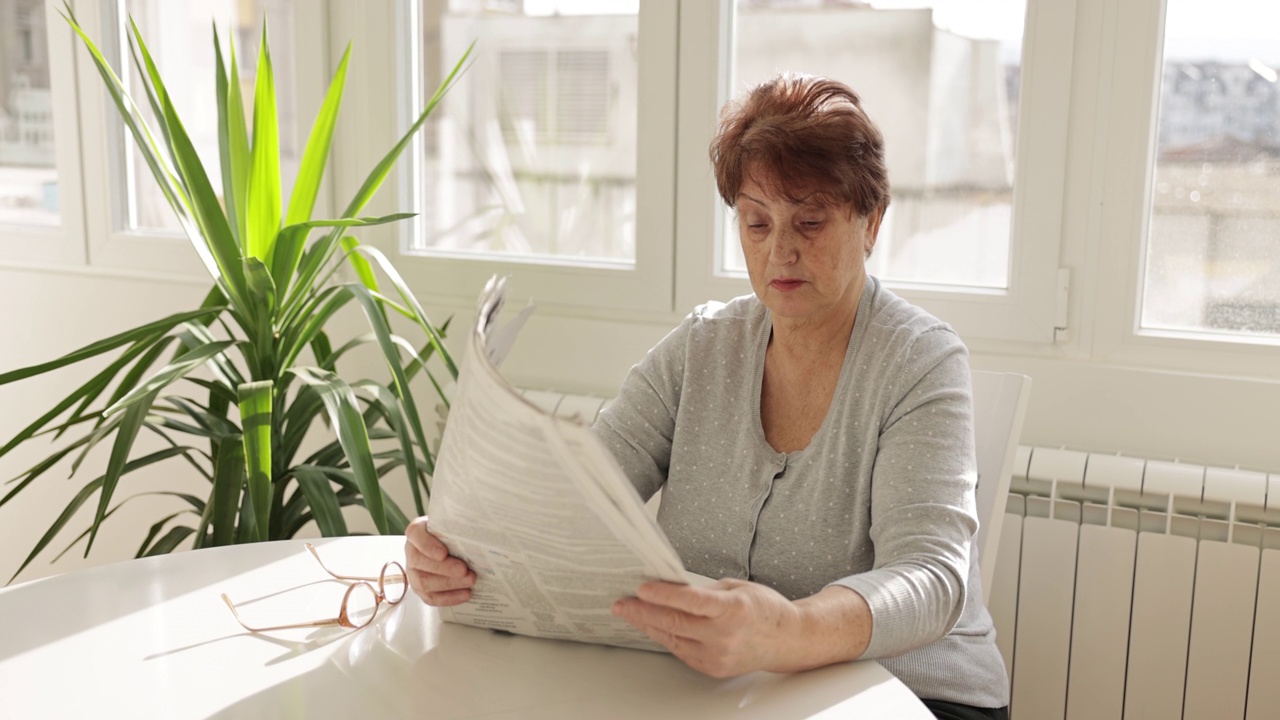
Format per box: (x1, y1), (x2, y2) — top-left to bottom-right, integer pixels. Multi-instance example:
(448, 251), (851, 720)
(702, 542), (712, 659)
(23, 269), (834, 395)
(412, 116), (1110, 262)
(769, 276), (865, 361)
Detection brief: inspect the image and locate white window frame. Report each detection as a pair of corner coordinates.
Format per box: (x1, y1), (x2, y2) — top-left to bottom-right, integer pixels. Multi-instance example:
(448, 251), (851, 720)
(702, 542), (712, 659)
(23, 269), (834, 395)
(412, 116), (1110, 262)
(359, 0), (678, 316)
(73, 0), (331, 280)
(1089, 0), (1280, 380)
(674, 0), (1078, 345)
(0, 0), (88, 267)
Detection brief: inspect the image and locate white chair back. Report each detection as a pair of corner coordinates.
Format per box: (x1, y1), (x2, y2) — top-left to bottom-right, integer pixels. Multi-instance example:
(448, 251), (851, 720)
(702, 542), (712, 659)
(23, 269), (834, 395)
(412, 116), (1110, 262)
(970, 371), (1032, 599)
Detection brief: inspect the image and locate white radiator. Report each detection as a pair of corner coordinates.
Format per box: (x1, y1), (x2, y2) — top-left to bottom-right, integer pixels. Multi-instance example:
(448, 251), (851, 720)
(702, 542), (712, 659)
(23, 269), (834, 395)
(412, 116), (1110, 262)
(996, 446), (1280, 720)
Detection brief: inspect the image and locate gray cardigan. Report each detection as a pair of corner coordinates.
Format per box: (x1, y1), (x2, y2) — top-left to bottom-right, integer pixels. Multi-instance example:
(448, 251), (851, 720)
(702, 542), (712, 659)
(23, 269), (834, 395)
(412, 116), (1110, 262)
(593, 276), (1009, 708)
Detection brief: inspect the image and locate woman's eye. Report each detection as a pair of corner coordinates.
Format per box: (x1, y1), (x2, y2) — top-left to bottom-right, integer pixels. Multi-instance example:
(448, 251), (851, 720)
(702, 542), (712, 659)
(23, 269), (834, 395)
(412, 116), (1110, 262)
(800, 220), (823, 229)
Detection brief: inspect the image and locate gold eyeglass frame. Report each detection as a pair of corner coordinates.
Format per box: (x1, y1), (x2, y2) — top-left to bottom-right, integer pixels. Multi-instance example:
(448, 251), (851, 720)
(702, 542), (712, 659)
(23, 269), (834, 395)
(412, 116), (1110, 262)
(221, 543), (408, 633)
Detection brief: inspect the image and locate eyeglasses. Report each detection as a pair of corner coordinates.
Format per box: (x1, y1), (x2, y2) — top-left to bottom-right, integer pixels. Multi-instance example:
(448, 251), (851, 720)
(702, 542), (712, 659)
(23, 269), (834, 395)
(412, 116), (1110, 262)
(221, 543), (408, 633)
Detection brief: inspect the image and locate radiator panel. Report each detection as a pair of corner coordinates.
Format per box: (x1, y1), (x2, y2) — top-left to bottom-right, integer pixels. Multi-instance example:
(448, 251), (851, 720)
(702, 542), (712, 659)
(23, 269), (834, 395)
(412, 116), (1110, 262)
(1183, 537), (1259, 720)
(1011, 515), (1078, 719)
(1123, 531), (1196, 720)
(1248, 549), (1280, 720)
(1065, 523), (1135, 720)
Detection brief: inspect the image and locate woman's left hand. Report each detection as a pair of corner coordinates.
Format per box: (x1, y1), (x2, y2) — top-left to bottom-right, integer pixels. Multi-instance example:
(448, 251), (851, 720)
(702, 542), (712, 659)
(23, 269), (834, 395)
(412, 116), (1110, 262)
(611, 578), (805, 678)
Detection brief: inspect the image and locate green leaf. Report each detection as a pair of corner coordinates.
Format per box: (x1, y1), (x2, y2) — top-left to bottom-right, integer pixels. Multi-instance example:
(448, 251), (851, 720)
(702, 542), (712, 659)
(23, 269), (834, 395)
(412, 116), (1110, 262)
(30, 336), (159, 449)
(153, 67), (250, 311)
(86, 389), (160, 555)
(242, 258), (277, 377)
(136, 511), (189, 558)
(310, 331), (334, 370)
(358, 381), (424, 515)
(339, 235), (379, 292)
(236, 482), (259, 544)
(225, 37), (252, 255)
(286, 43), (351, 228)
(142, 526), (196, 557)
(214, 24), (246, 247)
(237, 381), (273, 541)
(350, 244), (458, 379)
(273, 214), (412, 303)
(1, 435), (93, 509)
(294, 466), (348, 537)
(246, 23), (282, 264)
(126, 17), (181, 187)
(176, 321), (244, 391)
(166, 396), (241, 439)
(288, 367), (387, 533)
(349, 286), (435, 506)
(210, 437), (245, 547)
(105, 340), (236, 416)
(99, 336), (177, 419)
(278, 285), (352, 373)
(0, 307), (221, 387)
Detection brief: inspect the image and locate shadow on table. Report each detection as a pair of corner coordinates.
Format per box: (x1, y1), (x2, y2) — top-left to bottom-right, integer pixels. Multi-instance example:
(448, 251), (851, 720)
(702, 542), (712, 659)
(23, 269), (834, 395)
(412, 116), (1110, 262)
(204, 600), (907, 719)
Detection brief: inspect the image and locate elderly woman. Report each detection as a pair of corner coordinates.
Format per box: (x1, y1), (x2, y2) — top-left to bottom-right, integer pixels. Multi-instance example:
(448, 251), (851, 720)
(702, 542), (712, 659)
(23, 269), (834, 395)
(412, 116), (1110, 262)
(406, 74), (1009, 720)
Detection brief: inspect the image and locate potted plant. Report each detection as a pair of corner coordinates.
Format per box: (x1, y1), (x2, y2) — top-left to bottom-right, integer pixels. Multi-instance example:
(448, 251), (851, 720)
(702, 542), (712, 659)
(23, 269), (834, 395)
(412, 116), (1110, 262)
(0, 6), (471, 581)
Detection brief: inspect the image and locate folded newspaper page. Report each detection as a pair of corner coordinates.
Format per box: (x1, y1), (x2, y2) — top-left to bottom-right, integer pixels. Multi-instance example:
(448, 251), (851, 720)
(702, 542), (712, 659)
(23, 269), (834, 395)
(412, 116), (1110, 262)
(427, 276), (690, 652)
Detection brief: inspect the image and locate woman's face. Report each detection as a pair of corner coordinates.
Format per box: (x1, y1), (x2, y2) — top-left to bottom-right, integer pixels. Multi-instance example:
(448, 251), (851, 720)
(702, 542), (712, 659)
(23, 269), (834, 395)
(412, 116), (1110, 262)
(737, 174), (881, 325)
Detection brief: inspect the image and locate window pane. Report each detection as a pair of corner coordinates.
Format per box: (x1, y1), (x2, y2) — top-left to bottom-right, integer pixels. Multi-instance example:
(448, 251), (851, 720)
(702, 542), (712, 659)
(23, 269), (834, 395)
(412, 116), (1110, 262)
(409, 0), (639, 265)
(725, 0), (1025, 289)
(1141, 1), (1280, 338)
(0, 0), (58, 227)
(122, 0), (299, 233)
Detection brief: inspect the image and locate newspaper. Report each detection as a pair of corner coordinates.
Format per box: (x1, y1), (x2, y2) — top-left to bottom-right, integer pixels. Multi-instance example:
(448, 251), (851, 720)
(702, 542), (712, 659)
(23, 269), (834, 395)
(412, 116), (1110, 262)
(426, 276), (692, 652)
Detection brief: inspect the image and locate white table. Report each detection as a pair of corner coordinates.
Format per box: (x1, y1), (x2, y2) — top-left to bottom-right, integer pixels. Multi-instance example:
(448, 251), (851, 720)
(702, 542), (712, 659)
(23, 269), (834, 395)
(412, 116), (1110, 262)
(0, 536), (932, 719)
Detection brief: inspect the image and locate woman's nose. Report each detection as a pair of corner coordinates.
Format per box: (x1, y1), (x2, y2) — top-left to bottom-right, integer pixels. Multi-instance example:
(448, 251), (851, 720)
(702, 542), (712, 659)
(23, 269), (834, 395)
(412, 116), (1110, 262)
(768, 226), (800, 264)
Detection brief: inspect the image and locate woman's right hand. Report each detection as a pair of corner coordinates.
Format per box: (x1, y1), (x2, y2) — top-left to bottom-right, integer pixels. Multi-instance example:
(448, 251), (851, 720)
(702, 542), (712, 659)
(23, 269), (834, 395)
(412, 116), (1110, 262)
(404, 516), (477, 606)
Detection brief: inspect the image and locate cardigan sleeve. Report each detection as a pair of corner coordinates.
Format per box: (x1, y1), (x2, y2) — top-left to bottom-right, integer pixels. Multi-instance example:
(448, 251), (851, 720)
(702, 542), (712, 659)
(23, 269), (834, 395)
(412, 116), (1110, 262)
(830, 326), (979, 659)
(590, 312), (694, 502)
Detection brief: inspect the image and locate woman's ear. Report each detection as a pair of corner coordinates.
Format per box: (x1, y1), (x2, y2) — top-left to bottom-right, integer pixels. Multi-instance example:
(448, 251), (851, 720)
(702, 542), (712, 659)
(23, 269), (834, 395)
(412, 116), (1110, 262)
(864, 208), (885, 256)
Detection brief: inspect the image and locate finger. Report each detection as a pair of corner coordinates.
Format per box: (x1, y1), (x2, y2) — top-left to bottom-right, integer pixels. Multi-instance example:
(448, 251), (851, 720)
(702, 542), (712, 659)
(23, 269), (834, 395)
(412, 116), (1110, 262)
(424, 588), (473, 606)
(635, 581), (726, 619)
(411, 567), (476, 594)
(612, 597), (705, 641)
(404, 518), (449, 561)
(406, 547), (472, 578)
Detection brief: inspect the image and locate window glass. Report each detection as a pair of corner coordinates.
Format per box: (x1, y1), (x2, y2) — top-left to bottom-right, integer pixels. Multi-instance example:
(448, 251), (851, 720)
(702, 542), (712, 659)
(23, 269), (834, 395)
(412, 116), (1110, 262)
(725, 0), (1026, 289)
(1140, 0), (1280, 338)
(0, 0), (58, 227)
(121, 0), (299, 233)
(408, 0), (639, 265)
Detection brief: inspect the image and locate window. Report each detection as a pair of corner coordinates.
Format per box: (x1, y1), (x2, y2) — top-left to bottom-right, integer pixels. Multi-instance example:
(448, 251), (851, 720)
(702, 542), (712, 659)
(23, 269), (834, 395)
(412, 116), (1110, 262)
(406, 0), (639, 265)
(674, 0), (1072, 343)
(0, 0), (58, 228)
(724, 0), (1026, 292)
(67, 0), (323, 277)
(119, 0), (301, 234)
(1139, 0), (1280, 340)
(390, 0), (676, 312)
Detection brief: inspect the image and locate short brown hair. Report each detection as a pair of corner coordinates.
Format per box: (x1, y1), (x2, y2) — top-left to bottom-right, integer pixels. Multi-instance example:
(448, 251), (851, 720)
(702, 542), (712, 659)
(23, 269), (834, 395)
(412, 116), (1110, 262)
(710, 73), (890, 217)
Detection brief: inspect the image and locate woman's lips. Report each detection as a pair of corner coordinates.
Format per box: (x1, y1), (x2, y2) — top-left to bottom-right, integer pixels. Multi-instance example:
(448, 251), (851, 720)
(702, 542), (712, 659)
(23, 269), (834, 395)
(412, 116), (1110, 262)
(770, 279), (804, 292)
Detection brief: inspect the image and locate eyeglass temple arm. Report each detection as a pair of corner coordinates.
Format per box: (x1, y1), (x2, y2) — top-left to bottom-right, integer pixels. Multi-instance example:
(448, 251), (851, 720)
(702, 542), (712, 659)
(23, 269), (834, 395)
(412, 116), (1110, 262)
(220, 593), (345, 633)
(305, 543), (380, 582)
(304, 543), (405, 584)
